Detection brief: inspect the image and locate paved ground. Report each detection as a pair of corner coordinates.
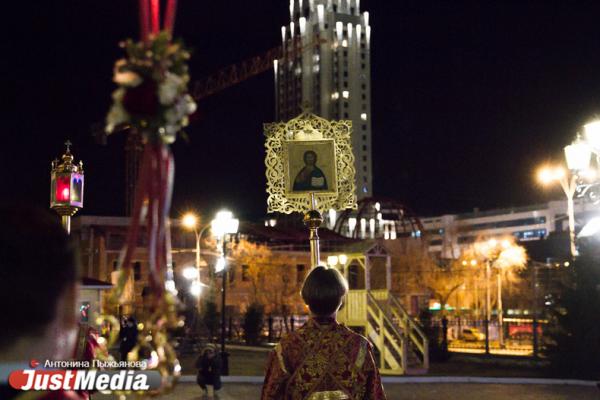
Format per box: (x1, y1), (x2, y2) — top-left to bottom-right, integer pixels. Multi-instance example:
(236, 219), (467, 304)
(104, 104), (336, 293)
(99, 382), (599, 399)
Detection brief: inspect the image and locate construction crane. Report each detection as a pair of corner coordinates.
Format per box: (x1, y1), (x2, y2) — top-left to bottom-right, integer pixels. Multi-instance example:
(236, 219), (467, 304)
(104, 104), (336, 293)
(122, 37), (326, 214)
(192, 36), (326, 101)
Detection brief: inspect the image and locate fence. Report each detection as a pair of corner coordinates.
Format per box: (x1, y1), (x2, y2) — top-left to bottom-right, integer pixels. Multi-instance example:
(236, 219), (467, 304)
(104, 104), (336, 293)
(427, 316), (546, 356)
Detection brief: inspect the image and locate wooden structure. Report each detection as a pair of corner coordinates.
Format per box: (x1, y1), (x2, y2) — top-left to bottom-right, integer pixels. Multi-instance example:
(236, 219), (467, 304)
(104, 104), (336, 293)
(333, 242), (429, 375)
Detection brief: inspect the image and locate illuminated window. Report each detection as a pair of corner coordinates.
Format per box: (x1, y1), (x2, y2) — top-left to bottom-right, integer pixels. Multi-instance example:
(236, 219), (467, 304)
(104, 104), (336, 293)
(331, 92), (339, 100)
(361, 113), (367, 120)
(342, 90), (349, 98)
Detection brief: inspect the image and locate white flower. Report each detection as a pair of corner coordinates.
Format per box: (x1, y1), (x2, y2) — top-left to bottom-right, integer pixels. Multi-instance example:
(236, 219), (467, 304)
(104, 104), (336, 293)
(163, 124), (178, 143)
(106, 100), (129, 133)
(113, 59), (142, 87)
(184, 94), (197, 115)
(114, 71), (142, 87)
(164, 108), (179, 124)
(159, 73), (183, 105)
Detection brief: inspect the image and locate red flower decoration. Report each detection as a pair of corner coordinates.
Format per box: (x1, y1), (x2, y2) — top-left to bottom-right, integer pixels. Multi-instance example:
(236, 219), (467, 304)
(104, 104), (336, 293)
(122, 80), (159, 116)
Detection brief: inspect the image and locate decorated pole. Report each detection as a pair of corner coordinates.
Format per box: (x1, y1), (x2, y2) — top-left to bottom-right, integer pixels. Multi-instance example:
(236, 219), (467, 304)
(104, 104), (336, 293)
(50, 140), (84, 234)
(304, 193), (323, 268)
(99, 0), (196, 395)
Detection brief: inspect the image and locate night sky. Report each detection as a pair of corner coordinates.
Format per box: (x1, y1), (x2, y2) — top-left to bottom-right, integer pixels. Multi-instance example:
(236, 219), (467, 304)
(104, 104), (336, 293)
(4, 1), (600, 221)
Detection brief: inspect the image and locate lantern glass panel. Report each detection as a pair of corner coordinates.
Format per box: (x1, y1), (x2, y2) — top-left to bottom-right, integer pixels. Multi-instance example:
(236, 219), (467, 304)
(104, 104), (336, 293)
(71, 174), (84, 206)
(56, 175), (71, 203)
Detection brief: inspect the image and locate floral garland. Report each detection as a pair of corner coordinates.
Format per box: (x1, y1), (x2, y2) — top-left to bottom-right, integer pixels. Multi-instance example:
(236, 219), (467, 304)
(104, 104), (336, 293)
(106, 32), (196, 144)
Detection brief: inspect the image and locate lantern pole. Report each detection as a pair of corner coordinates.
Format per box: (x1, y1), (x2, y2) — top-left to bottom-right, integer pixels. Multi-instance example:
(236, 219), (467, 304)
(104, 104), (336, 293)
(50, 140), (84, 234)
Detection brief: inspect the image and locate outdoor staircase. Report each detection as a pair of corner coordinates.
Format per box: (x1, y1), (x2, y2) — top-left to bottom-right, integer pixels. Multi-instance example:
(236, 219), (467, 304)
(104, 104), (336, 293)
(338, 289), (429, 375)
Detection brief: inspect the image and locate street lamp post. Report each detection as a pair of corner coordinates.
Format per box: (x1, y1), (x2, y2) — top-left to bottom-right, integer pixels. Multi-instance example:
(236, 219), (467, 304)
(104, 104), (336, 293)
(485, 259), (491, 354)
(181, 213), (211, 298)
(475, 238), (526, 353)
(538, 166), (579, 258)
(211, 210), (239, 376)
(537, 121), (600, 257)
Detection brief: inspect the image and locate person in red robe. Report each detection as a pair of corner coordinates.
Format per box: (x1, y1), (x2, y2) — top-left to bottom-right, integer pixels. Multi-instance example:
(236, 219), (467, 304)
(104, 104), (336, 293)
(261, 266), (386, 400)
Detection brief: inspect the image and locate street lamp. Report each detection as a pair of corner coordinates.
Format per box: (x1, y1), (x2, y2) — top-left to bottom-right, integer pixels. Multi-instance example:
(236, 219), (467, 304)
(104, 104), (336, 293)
(50, 141), (84, 234)
(539, 120), (600, 256)
(474, 237), (526, 351)
(537, 164), (579, 258)
(181, 212), (211, 315)
(211, 210), (239, 376)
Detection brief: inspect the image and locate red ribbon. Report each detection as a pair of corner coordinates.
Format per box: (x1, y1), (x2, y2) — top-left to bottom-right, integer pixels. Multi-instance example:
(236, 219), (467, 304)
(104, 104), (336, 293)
(138, 0), (150, 41)
(164, 0), (178, 35)
(139, 0), (178, 40)
(119, 141), (174, 307)
(150, 0), (160, 34)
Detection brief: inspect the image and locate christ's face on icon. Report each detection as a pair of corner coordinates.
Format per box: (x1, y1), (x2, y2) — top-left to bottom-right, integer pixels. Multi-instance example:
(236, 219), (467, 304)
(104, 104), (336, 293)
(304, 151), (317, 166)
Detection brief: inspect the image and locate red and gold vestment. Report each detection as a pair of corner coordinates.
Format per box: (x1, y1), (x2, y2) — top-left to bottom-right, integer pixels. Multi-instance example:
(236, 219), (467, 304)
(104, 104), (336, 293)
(261, 318), (386, 400)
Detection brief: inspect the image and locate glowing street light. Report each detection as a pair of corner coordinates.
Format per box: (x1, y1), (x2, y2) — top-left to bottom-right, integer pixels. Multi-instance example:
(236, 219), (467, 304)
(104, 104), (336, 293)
(327, 255), (339, 267)
(182, 213), (198, 230)
(338, 254), (348, 266)
(182, 266), (199, 280)
(210, 209), (239, 376)
(475, 237), (527, 350)
(584, 120), (600, 150)
(190, 280), (202, 297)
(211, 210), (239, 239)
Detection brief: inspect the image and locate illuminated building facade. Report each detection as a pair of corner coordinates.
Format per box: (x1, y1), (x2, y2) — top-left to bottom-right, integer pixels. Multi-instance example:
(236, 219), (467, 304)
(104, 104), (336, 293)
(275, 0), (373, 198)
(421, 199), (598, 259)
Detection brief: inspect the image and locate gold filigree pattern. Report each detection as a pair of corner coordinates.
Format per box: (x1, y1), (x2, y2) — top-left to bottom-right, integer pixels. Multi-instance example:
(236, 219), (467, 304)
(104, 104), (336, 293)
(355, 341), (367, 369)
(275, 342), (289, 375)
(307, 391), (350, 400)
(264, 111), (357, 213)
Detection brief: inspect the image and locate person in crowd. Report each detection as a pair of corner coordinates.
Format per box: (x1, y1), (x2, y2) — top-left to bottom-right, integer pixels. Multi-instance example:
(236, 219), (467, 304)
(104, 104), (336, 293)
(119, 316), (138, 361)
(0, 205), (81, 399)
(261, 266), (386, 400)
(195, 343), (222, 399)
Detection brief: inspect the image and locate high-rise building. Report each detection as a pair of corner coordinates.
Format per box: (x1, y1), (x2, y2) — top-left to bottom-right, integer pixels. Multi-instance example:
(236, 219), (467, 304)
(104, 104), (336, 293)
(275, 0), (372, 199)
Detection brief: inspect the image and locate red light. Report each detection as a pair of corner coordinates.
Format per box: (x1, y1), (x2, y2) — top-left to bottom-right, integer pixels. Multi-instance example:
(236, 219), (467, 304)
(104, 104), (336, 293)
(56, 176), (71, 202)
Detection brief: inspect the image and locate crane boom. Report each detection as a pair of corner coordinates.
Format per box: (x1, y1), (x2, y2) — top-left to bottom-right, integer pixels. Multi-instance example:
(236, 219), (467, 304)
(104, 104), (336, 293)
(192, 37), (326, 101)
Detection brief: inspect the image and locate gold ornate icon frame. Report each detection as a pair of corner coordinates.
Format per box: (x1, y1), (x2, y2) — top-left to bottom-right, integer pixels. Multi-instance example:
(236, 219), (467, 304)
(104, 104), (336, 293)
(265, 111), (357, 213)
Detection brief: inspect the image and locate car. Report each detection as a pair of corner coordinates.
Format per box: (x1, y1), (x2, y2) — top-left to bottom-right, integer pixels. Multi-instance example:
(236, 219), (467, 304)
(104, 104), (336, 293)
(462, 327), (485, 341)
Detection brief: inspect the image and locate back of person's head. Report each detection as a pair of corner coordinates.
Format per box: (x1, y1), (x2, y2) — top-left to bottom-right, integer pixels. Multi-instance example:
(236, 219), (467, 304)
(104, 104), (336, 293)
(301, 266), (348, 316)
(0, 204), (79, 351)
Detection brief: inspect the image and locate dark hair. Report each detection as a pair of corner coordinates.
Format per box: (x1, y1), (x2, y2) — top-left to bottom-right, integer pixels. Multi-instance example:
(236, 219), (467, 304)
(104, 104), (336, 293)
(0, 205), (79, 349)
(303, 150), (317, 163)
(301, 266), (348, 316)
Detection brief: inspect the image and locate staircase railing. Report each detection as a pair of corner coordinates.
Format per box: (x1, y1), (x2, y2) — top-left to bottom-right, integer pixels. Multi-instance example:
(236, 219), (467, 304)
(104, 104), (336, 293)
(366, 291), (407, 373)
(339, 289), (429, 373)
(387, 294), (429, 370)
